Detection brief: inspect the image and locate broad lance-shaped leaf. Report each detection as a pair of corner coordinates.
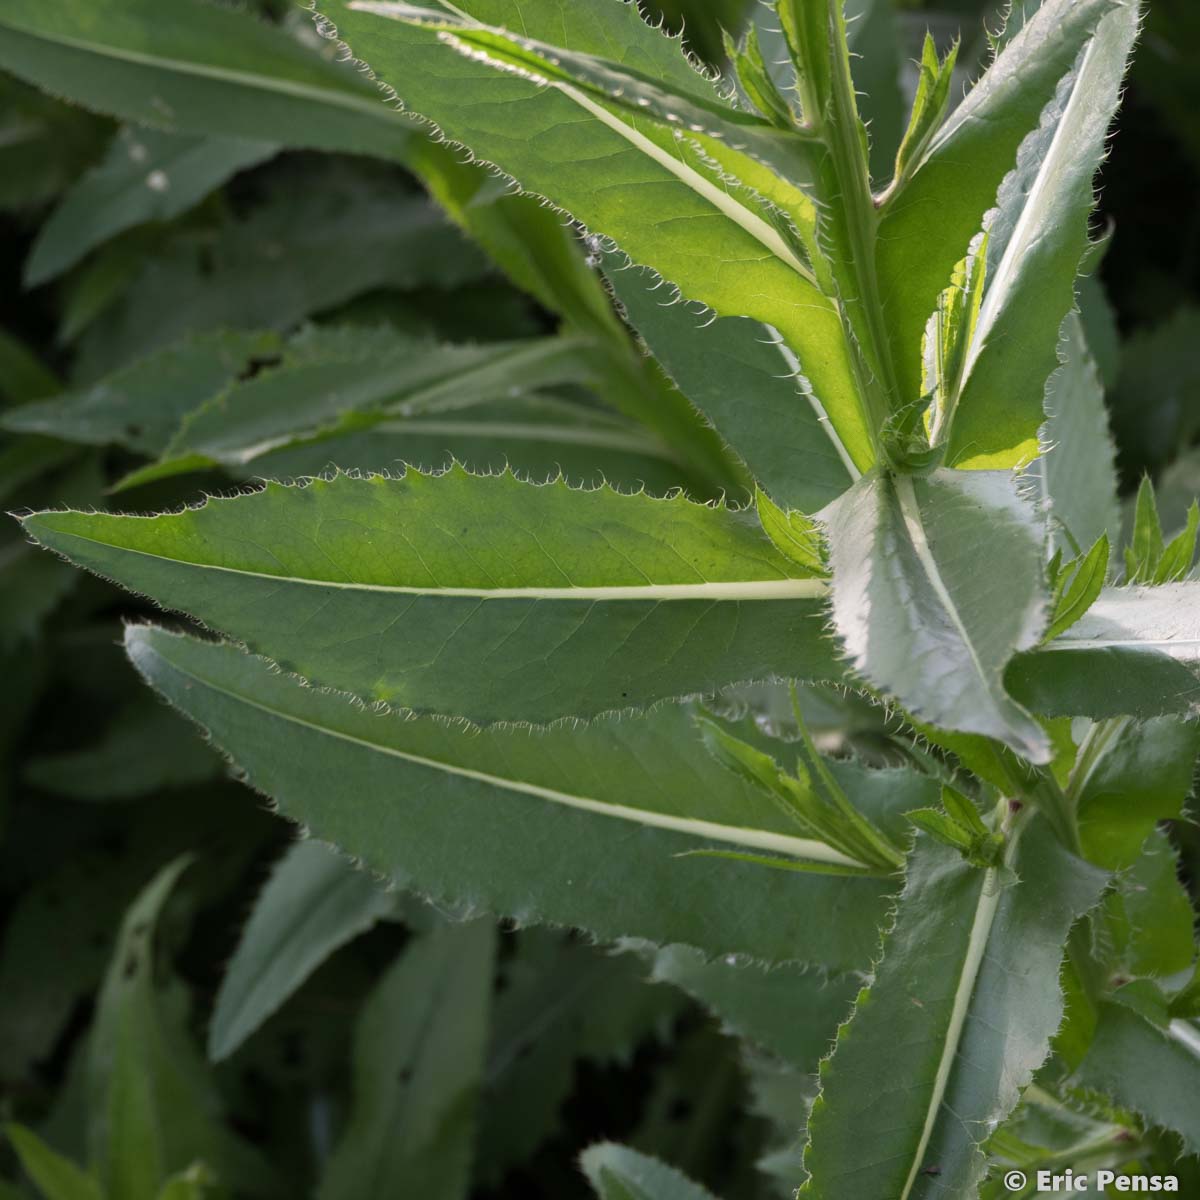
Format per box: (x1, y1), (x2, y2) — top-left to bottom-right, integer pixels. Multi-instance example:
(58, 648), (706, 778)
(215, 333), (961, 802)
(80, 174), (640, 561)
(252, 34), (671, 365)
(318, 921), (495, 1200)
(821, 467), (1051, 762)
(642, 944), (857, 1074)
(314, 0), (874, 471)
(1008, 583), (1200, 718)
(0, 0), (421, 163)
(1072, 1001), (1200, 1156)
(581, 1143), (718, 1200)
(116, 327), (604, 485)
(946, 1), (1139, 468)
(25, 469), (840, 725)
(801, 820), (1109, 1199)
(876, 0), (1121, 406)
(2, 331), (281, 458)
(242, 396), (691, 500)
(4, 1125), (104, 1200)
(25, 127), (277, 287)
(604, 254), (856, 514)
(1031, 313), (1121, 556)
(123, 625), (922, 970)
(88, 857), (276, 1199)
(208, 840), (396, 1062)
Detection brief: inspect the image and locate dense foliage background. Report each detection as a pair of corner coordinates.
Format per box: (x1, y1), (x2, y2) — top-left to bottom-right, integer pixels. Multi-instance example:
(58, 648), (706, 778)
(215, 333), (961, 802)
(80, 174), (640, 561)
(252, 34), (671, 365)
(2, 0), (1198, 1196)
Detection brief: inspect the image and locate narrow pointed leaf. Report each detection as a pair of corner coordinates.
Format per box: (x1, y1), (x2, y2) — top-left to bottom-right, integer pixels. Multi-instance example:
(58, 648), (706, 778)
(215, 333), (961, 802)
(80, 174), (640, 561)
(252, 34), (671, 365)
(25, 469), (839, 725)
(822, 467), (1050, 761)
(1072, 1003), (1200, 1156)
(26, 127), (277, 286)
(876, 0), (1121, 405)
(4, 1125), (103, 1200)
(124, 625), (899, 970)
(127, 328), (602, 480)
(1, 331), (281, 458)
(313, 0), (874, 470)
(947, 1), (1139, 468)
(318, 921), (495, 1200)
(208, 840), (396, 1061)
(802, 821), (1109, 1198)
(605, 255), (857, 512)
(581, 1143), (718, 1200)
(1044, 536), (1110, 643)
(88, 857), (275, 1200)
(0, 0), (420, 162)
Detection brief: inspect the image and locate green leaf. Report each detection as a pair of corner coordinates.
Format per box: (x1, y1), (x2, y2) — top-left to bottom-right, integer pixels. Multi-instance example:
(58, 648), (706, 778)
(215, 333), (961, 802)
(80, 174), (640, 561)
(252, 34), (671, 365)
(87, 857), (275, 1200)
(945, 3), (1139, 468)
(1044, 535), (1109, 644)
(1013, 584), (1200, 719)
(580, 1143), (719, 1200)
(892, 33), (958, 189)
(317, 920), (495, 1200)
(377, 9), (819, 189)
(26, 127), (277, 286)
(0, 0), (419, 162)
(120, 327), (602, 483)
(477, 932), (679, 1185)
(1, 331), (282, 458)
(73, 166), (487, 375)
(1154, 501), (1200, 583)
(876, 0), (1122, 409)
(604, 255), (856, 513)
(1125, 476), (1167, 583)
(643, 944), (857, 1073)
(754, 491), (826, 576)
(1073, 716), (1200, 871)
(123, 625), (895, 970)
(1072, 1003), (1200, 1156)
(4, 1125), (104, 1200)
(24, 698), (219, 800)
(801, 819), (1109, 1198)
(208, 840), (396, 1062)
(235, 395), (691, 499)
(822, 467), (1051, 761)
(154, 1164), (226, 1200)
(1103, 829), (1195, 979)
(25, 468), (840, 725)
(313, 0), (874, 472)
(1033, 313), (1122, 557)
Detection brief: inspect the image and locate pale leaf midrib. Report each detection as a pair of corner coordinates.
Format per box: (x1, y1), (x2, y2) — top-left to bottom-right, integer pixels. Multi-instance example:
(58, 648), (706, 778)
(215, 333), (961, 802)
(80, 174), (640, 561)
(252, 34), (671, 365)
(39, 524), (829, 600)
(899, 820), (1027, 1199)
(141, 638), (864, 867)
(963, 38), (1099, 383)
(6, 22), (403, 128)
(893, 476), (993, 689)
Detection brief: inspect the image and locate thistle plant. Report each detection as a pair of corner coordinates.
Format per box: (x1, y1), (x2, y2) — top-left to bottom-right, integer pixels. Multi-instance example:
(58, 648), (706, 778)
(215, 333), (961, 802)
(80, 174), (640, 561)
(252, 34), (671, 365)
(5, 0), (1200, 1196)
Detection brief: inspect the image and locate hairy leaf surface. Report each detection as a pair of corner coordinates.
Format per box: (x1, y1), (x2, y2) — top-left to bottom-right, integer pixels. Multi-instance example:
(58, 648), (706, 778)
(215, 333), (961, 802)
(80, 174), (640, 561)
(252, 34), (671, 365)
(605, 255), (856, 513)
(947, 1), (1139, 468)
(26, 469), (839, 724)
(313, 0), (874, 470)
(802, 821), (1109, 1198)
(822, 468), (1050, 761)
(876, 0), (1121, 405)
(0, 0), (421, 162)
(124, 626), (899, 969)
